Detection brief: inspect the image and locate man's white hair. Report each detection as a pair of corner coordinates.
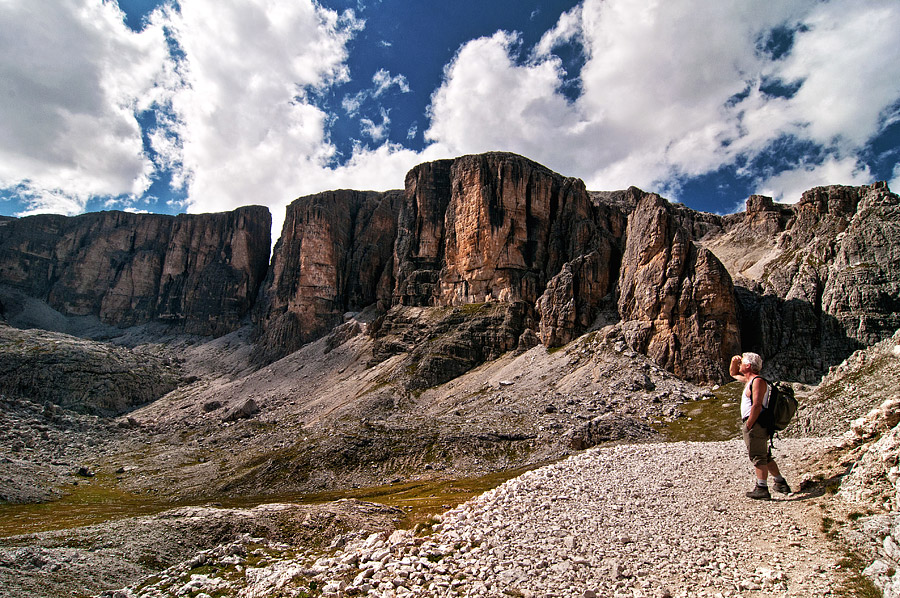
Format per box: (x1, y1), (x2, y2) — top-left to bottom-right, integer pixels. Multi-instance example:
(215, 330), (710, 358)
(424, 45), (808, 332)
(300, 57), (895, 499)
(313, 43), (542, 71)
(742, 352), (763, 374)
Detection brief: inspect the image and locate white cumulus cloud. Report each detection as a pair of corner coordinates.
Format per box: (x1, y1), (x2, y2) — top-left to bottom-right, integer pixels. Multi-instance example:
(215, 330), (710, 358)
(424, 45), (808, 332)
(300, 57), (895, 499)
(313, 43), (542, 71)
(3, 0), (898, 230)
(755, 157), (873, 203)
(0, 0), (168, 215)
(156, 0), (363, 233)
(425, 0), (900, 207)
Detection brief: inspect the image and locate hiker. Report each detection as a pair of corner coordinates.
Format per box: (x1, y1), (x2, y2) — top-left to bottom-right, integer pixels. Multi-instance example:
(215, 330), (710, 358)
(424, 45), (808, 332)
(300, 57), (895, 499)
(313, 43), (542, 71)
(729, 352), (791, 500)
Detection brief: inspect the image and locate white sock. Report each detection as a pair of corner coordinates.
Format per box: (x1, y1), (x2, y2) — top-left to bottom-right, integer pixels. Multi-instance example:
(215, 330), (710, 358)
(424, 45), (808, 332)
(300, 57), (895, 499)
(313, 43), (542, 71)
(757, 479), (768, 487)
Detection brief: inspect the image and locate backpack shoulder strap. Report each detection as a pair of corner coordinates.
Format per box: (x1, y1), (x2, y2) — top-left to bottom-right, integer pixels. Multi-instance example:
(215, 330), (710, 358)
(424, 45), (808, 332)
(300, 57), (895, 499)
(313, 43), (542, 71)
(748, 375), (767, 406)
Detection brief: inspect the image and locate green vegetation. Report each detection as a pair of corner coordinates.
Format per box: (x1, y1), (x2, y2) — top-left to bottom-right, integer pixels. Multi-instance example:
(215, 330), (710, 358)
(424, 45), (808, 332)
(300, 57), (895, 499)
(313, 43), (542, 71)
(0, 474), (176, 537)
(835, 551), (882, 598)
(285, 466), (537, 530)
(656, 382), (743, 442)
(458, 302), (492, 316)
(414, 517), (441, 536)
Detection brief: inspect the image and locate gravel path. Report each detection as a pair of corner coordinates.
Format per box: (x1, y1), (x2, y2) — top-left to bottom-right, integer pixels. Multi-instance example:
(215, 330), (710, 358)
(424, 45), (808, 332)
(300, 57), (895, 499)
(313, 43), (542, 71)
(299, 438), (846, 598)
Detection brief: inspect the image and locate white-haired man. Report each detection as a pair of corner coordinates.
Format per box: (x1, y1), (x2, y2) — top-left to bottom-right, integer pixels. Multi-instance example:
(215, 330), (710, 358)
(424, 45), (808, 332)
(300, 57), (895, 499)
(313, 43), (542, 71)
(730, 352), (791, 499)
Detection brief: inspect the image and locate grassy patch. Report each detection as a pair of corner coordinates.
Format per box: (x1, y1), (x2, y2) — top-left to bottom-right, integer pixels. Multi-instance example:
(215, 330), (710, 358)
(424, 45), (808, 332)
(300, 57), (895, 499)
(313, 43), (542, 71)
(188, 564), (218, 576)
(0, 475), (176, 537)
(656, 382), (743, 442)
(414, 517), (441, 536)
(285, 465), (539, 530)
(833, 551), (882, 598)
(458, 302), (492, 316)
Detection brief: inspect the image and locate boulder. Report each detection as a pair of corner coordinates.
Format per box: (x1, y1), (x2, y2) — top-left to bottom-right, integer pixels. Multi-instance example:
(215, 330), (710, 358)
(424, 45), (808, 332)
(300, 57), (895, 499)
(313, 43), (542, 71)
(223, 398), (260, 422)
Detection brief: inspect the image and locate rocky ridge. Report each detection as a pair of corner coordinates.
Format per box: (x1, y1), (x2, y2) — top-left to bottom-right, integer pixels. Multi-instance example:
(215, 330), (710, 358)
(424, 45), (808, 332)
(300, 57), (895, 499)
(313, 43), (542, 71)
(704, 181), (900, 382)
(1, 154), (897, 388)
(0, 206), (271, 336)
(802, 329), (900, 597)
(0, 324), (181, 416)
(242, 158), (900, 385)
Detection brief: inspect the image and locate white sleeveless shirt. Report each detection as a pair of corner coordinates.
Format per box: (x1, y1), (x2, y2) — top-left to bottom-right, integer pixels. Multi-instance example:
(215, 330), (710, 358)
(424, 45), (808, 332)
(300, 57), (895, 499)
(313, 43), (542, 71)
(740, 376), (770, 420)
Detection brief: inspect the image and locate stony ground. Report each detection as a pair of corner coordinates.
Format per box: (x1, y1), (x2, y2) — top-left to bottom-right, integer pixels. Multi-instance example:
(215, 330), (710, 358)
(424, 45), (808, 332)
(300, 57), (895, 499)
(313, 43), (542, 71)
(92, 437), (859, 598)
(1, 320), (893, 598)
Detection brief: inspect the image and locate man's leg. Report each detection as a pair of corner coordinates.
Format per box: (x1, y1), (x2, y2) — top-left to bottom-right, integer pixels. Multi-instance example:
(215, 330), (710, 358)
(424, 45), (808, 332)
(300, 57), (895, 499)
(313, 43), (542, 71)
(768, 460), (791, 493)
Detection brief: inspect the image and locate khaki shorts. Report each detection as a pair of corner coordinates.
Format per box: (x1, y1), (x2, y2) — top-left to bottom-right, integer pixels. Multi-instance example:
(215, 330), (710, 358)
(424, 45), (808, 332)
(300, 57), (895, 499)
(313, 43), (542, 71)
(742, 421), (772, 467)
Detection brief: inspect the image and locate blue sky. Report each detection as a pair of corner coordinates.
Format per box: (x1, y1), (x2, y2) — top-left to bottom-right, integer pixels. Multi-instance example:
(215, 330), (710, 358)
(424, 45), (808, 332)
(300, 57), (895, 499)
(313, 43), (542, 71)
(1, 0), (899, 238)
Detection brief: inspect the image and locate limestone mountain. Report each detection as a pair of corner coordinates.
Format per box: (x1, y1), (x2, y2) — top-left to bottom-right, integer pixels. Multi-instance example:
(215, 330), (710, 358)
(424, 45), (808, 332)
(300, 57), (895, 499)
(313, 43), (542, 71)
(0, 150), (898, 515)
(1, 152), (898, 389)
(617, 192), (740, 384)
(702, 181), (900, 381)
(0, 153), (898, 598)
(251, 189), (401, 363)
(0, 206), (271, 336)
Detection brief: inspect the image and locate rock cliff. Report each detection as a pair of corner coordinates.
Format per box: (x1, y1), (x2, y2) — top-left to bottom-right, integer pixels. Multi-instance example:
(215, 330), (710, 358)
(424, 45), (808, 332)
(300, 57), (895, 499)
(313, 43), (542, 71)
(259, 153), (625, 377)
(395, 153), (621, 313)
(0, 207), (271, 336)
(618, 192), (740, 383)
(705, 182), (900, 381)
(388, 153), (626, 372)
(252, 190), (401, 362)
(820, 182), (900, 345)
(2, 152), (897, 388)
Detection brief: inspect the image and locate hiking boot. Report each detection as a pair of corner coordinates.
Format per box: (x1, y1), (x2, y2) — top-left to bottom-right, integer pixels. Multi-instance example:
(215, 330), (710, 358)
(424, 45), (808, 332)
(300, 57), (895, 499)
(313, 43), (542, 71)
(773, 479), (792, 494)
(746, 485), (771, 500)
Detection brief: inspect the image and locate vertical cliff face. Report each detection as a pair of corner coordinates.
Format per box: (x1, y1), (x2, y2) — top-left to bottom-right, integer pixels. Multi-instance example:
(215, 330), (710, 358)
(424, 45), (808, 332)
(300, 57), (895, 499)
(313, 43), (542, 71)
(158, 207), (272, 335)
(252, 190), (401, 362)
(438, 153), (601, 306)
(393, 152), (621, 348)
(618, 193), (740, 383)
(720, 182), (900, 381)
(0, 207), (271, 336)
(820, 183), (900, 345)
(264, 153), (749, 384)
(394, 159), (454, 306)
(4, 152), (894, 388)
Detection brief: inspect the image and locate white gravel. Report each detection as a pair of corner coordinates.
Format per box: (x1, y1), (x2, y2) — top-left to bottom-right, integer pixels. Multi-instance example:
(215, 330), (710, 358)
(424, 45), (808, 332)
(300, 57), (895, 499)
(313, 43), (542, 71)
(109, 437), (848, 598)
(301, 438), (845, 598)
